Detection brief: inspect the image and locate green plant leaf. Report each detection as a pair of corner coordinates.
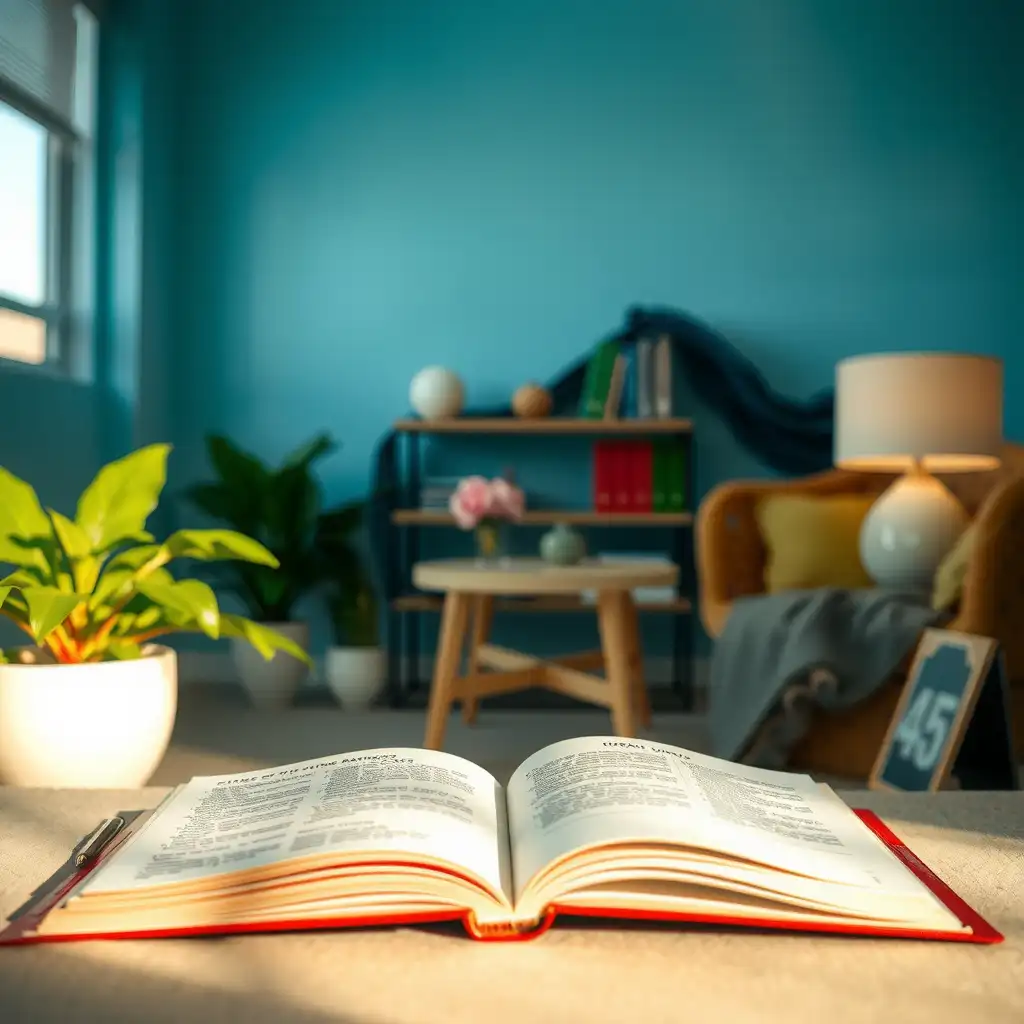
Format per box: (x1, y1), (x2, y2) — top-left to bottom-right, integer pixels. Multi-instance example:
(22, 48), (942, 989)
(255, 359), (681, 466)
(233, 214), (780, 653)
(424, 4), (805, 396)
(105, 641), (144, 660)
(184, 482), (254, 532)
(21, 586), (84, 643)
(47, 509), (100, 594)
(264, 463), (320, 553)
(281, 432), (336, 472)
(317, 500), (363, 544)
(136, 578), (220, 638)
(0, 467), (53, 572)
(48, 510), (91, 560)
(238, 562), (297, 621)
(75, 444), (171, 551)
(97, 531), (155, 554)
(0, 585), (12, 611)
(164, 529), (279, 567)
(89, 545), (169, 610)
(207, 435), (270, 486)
(220, 613), (313, 665)
(1, 569), (40, 588)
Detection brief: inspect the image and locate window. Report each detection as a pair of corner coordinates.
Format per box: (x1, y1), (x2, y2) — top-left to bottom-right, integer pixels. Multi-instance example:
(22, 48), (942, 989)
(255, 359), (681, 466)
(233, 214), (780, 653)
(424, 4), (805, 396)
(0, 2), (99, 370)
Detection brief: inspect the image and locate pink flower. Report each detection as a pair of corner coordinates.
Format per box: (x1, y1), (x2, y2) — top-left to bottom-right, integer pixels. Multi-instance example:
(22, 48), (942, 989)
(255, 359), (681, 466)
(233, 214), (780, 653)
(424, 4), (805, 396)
(490, 478), (525, 521)
(449, 476), (494, 529)
(448, 476), (526, 529)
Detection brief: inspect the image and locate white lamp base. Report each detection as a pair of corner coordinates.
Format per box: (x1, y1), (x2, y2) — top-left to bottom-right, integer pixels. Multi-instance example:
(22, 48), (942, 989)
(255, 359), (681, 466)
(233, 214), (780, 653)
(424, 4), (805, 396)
(859, 471), (969, 592)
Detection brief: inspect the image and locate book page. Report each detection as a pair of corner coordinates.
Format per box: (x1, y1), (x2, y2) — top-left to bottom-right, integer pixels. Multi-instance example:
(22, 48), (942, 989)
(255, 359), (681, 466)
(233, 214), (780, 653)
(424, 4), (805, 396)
(506, 736), (933, 902)
(82, 748), (511, 902)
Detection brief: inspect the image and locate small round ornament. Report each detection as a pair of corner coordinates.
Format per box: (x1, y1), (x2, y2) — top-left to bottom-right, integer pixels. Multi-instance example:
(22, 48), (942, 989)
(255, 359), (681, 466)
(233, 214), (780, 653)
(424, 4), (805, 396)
(511, 382), (553, 419)
(409, 367), (464, 420)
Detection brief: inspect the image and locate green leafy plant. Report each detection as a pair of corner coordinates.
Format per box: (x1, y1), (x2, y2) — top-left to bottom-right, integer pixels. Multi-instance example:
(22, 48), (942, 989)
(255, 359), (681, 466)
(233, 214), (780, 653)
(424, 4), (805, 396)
(185, 433), (340, 623)
(315, 502), (379, 648)
(0, 445), (311, 665)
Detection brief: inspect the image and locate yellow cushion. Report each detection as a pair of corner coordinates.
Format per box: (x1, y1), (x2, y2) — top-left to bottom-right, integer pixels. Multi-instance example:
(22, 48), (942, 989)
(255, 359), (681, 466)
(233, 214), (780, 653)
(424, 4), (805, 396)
(932, 522), (975, 611)
(756, 494), (876, 593)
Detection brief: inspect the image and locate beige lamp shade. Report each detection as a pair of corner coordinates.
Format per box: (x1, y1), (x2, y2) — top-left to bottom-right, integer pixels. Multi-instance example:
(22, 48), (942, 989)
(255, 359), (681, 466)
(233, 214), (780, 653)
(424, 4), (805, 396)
(834, 352), (1003, 473)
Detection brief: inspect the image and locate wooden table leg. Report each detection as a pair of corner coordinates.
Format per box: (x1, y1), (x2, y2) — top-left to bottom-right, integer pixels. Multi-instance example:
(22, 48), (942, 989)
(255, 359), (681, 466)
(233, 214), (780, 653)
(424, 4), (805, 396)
(597, 589), (636, 738)
(424, 591), (471, 750)
(621, 591), (652, 728)
(462, 595), (494, 725)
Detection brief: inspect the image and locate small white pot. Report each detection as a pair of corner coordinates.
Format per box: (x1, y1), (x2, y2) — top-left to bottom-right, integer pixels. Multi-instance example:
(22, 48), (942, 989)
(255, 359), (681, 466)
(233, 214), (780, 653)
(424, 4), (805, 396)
(325, 646), (385, 710)
(231, 621), (310, 709)
(0, 645), (178, 788)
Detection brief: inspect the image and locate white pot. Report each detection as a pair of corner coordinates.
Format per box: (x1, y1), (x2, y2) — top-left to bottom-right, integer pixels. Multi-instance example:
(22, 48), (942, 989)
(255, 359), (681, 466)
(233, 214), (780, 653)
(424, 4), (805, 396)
(325, 646), (385, 710)
(230, 621), (310, 709)
(0, 645), (178, 788)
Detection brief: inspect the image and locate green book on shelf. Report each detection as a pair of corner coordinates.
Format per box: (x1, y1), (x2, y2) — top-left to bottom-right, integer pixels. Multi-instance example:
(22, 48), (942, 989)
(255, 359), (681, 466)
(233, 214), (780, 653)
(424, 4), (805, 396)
(667, 440), (686, 512)
(582, 341), (620, 418)
(651, 440), (669, 513)
(577, 351), (600, 417)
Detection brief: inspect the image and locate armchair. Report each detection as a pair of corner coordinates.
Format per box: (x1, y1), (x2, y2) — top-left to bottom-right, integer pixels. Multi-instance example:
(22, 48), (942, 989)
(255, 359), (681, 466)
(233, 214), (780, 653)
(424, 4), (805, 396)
(696, 446), (1024, 776)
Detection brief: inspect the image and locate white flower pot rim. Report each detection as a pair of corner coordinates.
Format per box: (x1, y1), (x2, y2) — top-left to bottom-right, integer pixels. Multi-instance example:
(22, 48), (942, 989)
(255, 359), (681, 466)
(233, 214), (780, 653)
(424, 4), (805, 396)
(2, 643), (174, 669)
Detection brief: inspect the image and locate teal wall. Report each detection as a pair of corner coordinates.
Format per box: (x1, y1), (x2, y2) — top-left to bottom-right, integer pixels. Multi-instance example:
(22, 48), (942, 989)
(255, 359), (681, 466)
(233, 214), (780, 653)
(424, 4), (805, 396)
(3, 0), (1020, 661)
(166, 0), (1022, 514)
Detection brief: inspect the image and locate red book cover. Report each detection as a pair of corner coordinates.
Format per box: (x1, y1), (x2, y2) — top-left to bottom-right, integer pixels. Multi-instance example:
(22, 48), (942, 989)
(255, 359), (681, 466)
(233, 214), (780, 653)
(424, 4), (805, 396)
(593, 441), (612, 512)
(0, 809), (1002, 946)
(632, 440), (653, 513)
(611, 442), (631, 512)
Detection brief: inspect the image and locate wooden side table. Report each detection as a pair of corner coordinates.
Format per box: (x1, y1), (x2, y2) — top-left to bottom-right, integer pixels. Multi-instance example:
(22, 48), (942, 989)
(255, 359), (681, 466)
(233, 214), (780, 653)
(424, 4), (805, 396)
(412, 557), (680, 749)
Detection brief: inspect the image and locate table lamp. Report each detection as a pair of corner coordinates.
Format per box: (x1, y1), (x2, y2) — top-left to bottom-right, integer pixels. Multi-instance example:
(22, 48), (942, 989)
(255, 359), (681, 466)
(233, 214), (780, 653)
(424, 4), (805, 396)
(834, 352), (1003, 591)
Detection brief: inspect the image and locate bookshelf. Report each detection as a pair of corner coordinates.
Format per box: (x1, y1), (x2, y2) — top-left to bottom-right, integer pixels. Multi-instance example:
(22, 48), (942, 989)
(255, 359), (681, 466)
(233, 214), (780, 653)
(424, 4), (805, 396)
(384, 416), (697, 709)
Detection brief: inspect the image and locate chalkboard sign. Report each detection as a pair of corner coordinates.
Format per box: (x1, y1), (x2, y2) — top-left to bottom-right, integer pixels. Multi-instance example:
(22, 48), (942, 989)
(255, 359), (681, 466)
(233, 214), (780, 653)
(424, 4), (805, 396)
(869, 629), (1018, 793)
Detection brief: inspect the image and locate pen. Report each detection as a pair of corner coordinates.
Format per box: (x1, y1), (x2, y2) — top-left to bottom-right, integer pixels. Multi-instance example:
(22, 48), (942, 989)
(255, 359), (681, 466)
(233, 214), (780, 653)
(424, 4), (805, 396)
(74, 816), (126, 868)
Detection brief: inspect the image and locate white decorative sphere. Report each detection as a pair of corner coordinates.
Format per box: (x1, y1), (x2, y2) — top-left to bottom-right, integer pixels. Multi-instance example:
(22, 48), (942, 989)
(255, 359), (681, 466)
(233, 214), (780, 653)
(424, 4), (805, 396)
(409, 366), (464, 420)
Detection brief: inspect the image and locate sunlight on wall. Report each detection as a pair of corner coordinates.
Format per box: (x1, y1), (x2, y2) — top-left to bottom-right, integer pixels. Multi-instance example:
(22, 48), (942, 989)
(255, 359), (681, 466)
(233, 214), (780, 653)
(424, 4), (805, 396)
(0, 308), (46, 364)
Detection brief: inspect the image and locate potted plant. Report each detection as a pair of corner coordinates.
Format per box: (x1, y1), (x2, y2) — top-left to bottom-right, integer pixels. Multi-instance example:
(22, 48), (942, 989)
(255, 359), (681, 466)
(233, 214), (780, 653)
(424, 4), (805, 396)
(315, 501), (384, 710)
(185, 432), (338, 708)
(0, 444), (309, 788)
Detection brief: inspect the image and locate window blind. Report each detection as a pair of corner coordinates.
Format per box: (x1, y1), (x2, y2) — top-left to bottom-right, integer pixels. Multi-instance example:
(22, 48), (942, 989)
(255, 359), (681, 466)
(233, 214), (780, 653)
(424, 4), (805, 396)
(0, 0), (99, 140)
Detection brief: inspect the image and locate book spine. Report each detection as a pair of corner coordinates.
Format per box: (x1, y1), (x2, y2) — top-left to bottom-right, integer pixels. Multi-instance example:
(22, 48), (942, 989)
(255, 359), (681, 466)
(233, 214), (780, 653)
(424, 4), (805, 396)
(668, 440), (686, 512)
(593, 442), (612, 512)
(611, 442), (631, 512)
(636, 339), (654, 418)
(634, 440), (653, 513)
(578, 350), (598, 417)
(604, 353), (627, 419)
(621, 441), (637, 512)
(621, 348), (637, 418)
(587, 342), (619, 418)
(654, 336), (673, 418)
(651, 440), (668, 513)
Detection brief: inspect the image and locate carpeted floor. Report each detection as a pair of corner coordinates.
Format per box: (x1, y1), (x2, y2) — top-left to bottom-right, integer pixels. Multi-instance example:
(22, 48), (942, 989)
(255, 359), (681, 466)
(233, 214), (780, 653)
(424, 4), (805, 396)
(152, 684), (868, 789)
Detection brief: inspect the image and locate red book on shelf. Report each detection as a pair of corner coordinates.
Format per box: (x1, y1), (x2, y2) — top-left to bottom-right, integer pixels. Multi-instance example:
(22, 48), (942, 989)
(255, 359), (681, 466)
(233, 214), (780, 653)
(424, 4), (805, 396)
(632, 441), (653, 513)
(611, 442), (632, 512)
(593, 442), (612, 512)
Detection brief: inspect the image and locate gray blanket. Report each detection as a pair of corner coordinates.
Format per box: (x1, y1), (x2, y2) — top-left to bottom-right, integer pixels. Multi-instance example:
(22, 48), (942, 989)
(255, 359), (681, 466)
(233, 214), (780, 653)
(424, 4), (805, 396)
(709, 587), (946, 767)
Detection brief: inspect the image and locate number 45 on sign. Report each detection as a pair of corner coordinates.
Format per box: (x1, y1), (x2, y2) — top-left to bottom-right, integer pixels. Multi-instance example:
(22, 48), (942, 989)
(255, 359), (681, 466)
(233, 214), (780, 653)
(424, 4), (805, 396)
(893, 690), (960, 772)
(869, 629), (1018, 793)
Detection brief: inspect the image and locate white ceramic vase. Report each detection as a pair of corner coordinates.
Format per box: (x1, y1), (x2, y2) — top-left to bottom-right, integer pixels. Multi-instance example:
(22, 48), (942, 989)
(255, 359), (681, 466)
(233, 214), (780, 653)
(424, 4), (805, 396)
(325, 646), (385, 710)
(230, 621), (310, 709)
(0, 645), (178, 788)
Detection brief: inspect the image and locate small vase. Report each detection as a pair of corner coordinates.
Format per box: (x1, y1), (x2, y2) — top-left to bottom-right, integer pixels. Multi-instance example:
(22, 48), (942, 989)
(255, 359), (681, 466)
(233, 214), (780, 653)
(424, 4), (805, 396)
(539, 522), (586, 565)
(474, 521), (508, 565)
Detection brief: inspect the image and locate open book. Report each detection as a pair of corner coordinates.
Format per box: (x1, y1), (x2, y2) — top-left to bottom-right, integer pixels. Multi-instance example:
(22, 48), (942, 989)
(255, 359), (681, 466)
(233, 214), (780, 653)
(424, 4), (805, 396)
(1, 736), (1000, 945)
